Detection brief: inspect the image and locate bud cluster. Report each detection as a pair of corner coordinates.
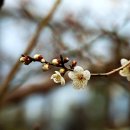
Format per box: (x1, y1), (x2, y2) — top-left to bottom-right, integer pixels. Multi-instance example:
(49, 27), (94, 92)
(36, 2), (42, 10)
(20, 55), (32, 65)
(20, 54), (92, 88)
(19, 54), (130, 89)
(20, 54), (77, 75)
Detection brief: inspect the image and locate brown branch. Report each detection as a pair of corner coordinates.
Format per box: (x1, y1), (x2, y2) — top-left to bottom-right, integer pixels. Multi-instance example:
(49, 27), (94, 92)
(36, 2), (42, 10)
(0, 0), (61, 99)
(2, 76), (70, 106)
(91, 60), (130, 76)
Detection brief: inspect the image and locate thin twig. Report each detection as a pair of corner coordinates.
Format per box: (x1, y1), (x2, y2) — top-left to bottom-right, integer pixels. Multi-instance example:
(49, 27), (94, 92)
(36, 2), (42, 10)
(0, 0), (61, 99)
(91, 60), (130, 76)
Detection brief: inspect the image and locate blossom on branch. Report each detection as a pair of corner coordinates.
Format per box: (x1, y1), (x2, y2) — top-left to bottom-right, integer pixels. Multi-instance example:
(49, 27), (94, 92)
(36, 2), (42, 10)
(51, 71), (65, 85)
(20, 54), (130, 89)
(119, 58), (130, 81)
(68, 66), (91, 89)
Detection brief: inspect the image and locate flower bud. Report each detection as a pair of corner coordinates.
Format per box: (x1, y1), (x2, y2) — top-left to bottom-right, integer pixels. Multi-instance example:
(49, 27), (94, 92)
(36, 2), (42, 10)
(42, 64), (49, 71)
(71, 60), (77, 67)
(41, 58), (46, 63)
(33, 54), (43, 61)
(52, 59), (59, 65)
(59, 68), (65, 74)
(20, 56), (31, 65)
(20, 57), (26, 62)
(64, 57), (69, 63)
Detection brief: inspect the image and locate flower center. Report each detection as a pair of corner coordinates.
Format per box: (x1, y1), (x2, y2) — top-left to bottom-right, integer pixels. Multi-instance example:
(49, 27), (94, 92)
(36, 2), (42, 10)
(55, 75), (61, 81)
(77, 74), (85, 81)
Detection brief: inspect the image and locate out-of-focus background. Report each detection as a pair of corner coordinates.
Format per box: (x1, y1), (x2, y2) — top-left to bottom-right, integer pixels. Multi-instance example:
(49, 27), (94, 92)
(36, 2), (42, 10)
(0, 0), (130, 130)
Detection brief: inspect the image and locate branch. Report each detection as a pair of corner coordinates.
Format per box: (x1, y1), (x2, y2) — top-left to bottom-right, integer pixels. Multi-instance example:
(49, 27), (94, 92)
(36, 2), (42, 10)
(0, 0), (61, 99)
(2, 76), (70, 106)
(91, 60), (130, 76)
(2, 60), (130, 106)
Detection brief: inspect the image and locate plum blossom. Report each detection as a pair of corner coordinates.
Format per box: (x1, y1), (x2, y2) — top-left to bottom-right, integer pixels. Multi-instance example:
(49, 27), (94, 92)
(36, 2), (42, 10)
(68, 66), (91, 89)
(51, 71), (65, 85)
(119, 58), (130, 81)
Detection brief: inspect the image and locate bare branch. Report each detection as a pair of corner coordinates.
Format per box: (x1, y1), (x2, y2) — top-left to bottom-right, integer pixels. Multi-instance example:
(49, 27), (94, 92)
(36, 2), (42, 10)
(91, 60), (130, 76)
(0, 0), (61, 99)
(2, 76), (70, 106)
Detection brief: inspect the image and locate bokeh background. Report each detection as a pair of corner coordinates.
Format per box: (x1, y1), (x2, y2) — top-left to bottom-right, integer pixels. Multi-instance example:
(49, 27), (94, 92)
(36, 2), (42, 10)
(0, 0), (130, 130)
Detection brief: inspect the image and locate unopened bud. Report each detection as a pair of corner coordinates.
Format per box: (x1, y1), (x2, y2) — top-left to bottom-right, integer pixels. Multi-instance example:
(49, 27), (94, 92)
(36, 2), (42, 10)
(59, 68), (65, 74)
(64, 57), (69, 63)
(33, 54), (43, 61)
(42, 64), (49, 71)
(72, 60), (77, 67)
(20, 56), (31, 65)
(52, 59), (59, 65)
(41, 58), (46, 63)
(20, 57), (26, 62)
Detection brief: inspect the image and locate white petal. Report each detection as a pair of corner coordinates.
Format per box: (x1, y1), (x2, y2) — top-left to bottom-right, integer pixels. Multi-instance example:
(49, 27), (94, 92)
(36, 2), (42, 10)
(119, 68), (130, 77)
(72, 80), (88, 89)
(74, 66), (84, 72)
(73, 81), (82, 89)
(121, 58), (129, 66)
(50, 74), (57, 79)
(55, 71), (61, 75)
(119, 70), (127, 77)
(68, 71), (75, 80)
(53, 78), (60, 83)
(84, 70), (91, 80)
(61, 77), (65, 85)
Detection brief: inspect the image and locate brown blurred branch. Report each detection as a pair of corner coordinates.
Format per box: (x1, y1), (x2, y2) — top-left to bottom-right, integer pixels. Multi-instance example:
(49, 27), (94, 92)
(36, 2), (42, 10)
(2, 76), (70, 106)
(0, 0), (61, 99)
(4, 81), (56, 105)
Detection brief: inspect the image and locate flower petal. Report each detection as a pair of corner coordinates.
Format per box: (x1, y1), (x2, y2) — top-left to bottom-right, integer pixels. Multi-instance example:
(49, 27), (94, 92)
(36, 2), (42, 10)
(73, 81), (82, 89)
(50, 74), (57, 79)
(72, 79), (88, 89)
(119, 70), (127, 77)
(121, 58), (129, 66)
(61, 77), (65, 85)
(119, 68), (130, 77)
(51, 71), (65, 85)
(55, 71), (61, 75)
(53, 78), (60, 83)
(68, 71), (75, 80)
(84, 70), (91, 80)
(74, 66), (84, 72)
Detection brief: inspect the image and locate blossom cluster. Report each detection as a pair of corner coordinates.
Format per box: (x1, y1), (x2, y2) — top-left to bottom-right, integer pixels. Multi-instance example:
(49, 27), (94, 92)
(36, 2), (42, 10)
(20, 54), (130, 89)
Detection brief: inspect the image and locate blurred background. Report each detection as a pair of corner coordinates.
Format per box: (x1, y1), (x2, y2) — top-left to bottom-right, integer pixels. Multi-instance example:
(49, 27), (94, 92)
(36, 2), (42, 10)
(0, 0), (130, 130)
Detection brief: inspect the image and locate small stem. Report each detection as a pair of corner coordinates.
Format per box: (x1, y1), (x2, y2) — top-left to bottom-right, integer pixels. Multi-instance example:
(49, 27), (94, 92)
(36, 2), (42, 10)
(91, 60), (130, 76)
(20, 54), (130, 77)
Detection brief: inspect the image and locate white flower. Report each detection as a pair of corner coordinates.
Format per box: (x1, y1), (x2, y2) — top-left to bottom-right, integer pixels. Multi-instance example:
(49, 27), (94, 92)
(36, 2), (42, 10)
(52, 59), (59, 65)
(119, 58), (130, 81)
(68, 66), (91, 89)
(51, 71), (65, 85)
